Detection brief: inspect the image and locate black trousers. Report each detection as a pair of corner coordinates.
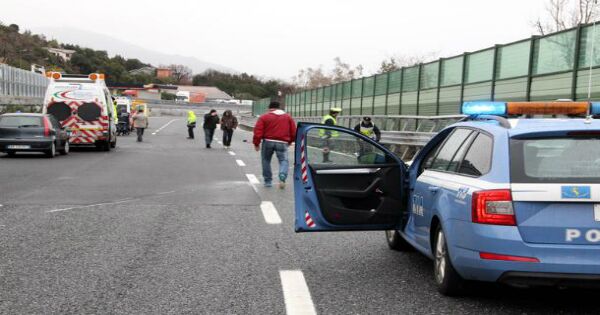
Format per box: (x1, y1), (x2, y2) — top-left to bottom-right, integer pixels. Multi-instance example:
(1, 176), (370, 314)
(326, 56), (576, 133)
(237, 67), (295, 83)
(222, 129), (234, 146)
(136, 127), (145, 142)
(188, 126), (195, 139)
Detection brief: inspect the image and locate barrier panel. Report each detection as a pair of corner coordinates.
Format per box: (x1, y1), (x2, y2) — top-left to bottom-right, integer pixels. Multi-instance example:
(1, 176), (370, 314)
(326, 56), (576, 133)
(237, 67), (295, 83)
(251, 22), (600, 117)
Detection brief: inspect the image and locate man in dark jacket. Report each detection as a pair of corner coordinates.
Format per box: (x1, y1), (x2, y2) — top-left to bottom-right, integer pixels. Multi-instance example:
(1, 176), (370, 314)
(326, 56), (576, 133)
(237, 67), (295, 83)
(353, 116), (381, 142)
(253, 101), (297, 189)
(203, 109), (220, 148)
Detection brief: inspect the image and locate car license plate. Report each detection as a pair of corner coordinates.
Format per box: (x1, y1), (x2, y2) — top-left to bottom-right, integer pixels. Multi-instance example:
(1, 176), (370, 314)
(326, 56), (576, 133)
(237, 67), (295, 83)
(7, 145), (30, 149)
(595, 204), (600, 222)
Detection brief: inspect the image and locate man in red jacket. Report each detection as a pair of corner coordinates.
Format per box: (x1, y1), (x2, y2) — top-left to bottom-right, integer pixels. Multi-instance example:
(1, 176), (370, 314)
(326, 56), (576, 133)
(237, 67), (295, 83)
(253, 101), (297, 189)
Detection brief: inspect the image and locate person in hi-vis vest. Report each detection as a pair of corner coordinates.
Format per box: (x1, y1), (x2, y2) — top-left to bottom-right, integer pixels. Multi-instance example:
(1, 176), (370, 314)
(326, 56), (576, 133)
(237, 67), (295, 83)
(319, 107), (342, 163)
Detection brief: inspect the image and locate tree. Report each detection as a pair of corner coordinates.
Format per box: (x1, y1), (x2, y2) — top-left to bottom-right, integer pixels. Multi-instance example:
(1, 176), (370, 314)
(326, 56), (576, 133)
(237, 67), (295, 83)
(377, 52), (440, 74)
(165, 64), (192, 84)
(534, 0), (600, 35)
(292, 57), (363, 89)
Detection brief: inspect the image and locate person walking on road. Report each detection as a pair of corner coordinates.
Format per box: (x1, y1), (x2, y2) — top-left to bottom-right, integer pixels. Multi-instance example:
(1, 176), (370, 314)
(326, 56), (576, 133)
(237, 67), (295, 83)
(220, 109), (238, 148)
(203, 109), (220, 148)
(320, 107), (342, 163)
(187, 111), (197, 139)
(132, 108), (149, 142)
(253, 101), (296, 189)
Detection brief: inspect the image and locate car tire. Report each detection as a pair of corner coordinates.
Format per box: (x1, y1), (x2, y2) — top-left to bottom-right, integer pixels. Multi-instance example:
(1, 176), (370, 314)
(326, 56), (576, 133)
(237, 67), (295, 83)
(59, 141), (69, 155)
(433, 225), (464, 296)
(6, 151), (15, 157)
(385, 230), (414, 251)
(46, 141), (56, 158)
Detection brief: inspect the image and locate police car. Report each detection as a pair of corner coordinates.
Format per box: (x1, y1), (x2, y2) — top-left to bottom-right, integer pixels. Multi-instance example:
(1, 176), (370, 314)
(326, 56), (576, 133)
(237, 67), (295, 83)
(293, 101), (600, 295)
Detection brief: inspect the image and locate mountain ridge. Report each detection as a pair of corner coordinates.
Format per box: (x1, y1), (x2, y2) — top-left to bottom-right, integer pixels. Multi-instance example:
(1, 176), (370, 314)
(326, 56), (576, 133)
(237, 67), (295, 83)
(34, 26), (236, 74)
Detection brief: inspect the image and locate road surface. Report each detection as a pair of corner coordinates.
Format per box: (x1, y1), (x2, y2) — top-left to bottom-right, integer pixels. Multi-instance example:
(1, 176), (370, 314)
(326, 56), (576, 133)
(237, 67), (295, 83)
(1, 116), (599, 314)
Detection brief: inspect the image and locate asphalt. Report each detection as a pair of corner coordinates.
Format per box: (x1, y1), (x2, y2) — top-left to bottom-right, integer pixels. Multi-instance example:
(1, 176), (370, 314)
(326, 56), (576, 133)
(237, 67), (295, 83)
(1, 116), (600, 314)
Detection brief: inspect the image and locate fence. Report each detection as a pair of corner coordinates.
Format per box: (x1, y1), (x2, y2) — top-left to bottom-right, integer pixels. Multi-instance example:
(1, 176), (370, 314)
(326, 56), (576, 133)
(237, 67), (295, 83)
(257, 22), (600, 118)
(0, 64), (48, 104)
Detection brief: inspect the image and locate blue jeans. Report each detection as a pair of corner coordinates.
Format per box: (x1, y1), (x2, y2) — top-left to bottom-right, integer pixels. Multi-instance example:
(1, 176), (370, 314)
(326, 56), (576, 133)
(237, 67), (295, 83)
(204, 128), (215, 146)
(261, 140), (289, 184)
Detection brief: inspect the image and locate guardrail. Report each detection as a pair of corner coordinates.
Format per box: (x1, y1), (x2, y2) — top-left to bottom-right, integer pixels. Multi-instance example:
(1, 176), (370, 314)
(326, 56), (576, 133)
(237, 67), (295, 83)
(0, 64), (48, 105)
(239, 114), (465, 160)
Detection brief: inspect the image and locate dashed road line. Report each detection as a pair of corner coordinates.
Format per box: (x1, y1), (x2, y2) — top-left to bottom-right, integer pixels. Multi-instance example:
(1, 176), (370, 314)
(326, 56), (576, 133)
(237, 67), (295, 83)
(280, 270), (317, 315)
(47, 199), (134, 213)
(151, 119), (178, 135)
(228, 151), (236, 156)
(157, 190), (176, 195)
(236, 159), (246, 166)
(260, 201), (282, 224)
(246, 174), (260, 185)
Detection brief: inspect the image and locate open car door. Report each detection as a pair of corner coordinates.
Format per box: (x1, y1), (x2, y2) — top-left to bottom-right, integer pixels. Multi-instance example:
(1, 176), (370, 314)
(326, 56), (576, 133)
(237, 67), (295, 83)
(294, 123), (408, 232)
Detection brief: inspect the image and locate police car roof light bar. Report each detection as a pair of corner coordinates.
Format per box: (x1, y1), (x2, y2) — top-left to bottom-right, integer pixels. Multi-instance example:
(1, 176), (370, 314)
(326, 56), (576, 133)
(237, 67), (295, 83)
(462, 101), (595, 117)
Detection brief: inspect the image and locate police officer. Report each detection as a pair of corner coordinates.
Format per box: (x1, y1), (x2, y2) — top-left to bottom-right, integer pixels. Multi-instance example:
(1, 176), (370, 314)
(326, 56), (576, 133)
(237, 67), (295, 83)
(319, 107), (342, 163)
(353, 116), (381, 142)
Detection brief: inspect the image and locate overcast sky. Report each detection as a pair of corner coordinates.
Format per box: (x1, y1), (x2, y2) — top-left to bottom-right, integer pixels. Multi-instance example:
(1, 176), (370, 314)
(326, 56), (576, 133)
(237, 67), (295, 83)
(1, 0), (548, 80)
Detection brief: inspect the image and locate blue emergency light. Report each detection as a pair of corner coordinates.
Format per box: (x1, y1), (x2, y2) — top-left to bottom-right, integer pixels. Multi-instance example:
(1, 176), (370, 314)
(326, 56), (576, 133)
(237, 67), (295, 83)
(461, 101), (507, 116)
(592, 102), (600, 115)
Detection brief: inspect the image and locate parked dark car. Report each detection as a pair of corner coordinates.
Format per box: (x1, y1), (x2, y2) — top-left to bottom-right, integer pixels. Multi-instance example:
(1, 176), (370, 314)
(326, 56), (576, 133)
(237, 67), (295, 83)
(0, 113), (70, 158)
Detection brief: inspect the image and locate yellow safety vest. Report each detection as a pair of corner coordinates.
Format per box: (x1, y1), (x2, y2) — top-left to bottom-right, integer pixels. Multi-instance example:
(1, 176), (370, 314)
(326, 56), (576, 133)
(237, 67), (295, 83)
(360, 125), (375, 139)
(319, 114), (339, 137)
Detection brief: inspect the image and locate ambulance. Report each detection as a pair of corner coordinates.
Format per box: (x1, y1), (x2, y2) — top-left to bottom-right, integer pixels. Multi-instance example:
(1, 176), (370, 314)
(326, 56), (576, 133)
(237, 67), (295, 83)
(43, 72), (117, 151)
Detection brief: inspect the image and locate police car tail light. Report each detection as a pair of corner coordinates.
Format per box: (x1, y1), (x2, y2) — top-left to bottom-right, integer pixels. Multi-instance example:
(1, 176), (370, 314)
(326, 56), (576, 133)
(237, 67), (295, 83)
(506, 102), (589, 115)
(479, 252), (539, 263)
(472, 189), (516, 226)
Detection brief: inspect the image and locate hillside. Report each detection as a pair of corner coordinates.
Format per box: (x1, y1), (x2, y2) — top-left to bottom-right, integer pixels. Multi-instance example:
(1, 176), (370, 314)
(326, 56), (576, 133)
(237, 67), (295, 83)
(0, 21), (292, 100)
(0, 22), (159, 86)
(36, 26), (236, 75)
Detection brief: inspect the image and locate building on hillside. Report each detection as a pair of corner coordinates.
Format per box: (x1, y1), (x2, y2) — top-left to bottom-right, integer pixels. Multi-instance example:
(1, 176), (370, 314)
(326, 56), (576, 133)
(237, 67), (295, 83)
(45, 47), (76, 61)
(156, 68), (173, 79)
(108, 83), (178, 101)
(177, 85), (232, 101)
(129, 66), (156, 76)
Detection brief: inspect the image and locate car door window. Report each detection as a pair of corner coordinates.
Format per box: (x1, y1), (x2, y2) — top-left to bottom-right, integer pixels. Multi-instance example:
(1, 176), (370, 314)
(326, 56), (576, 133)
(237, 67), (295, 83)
(306, 127), (391, 166)
(446, 131), (477, 172)
(430, 129), (473, 172)
(458, 133), (493, 176)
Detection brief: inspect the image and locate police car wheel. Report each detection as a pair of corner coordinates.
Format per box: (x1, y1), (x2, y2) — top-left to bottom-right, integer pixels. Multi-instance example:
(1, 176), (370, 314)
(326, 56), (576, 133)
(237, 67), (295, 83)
(433, 226), (464, 296)
(385, 230), (413, 251)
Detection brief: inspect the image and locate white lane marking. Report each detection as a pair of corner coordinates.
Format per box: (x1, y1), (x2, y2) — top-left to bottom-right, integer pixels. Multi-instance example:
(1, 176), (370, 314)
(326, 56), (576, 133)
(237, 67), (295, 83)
(280, 270), (317, 315)
(236, 159), (246, 167)
(151, 119), (178, 135)
(228, 151), (236, 156)
(47, 199), (133, 213)
(157, 190), (176, 195)
(246, 174), (260, 185)
(260, 201), (282, 224)
(217, 140), (223, 144)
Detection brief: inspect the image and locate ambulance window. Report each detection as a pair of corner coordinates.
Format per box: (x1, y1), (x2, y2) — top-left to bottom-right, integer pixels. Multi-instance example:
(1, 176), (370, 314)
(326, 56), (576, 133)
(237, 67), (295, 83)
(458, 133), (493, 176)
(430, 129), (473, 172)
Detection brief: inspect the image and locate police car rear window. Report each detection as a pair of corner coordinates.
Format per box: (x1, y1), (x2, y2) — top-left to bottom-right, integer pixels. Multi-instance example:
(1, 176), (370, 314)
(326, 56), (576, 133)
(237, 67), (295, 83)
(510, 137), (600, 183)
